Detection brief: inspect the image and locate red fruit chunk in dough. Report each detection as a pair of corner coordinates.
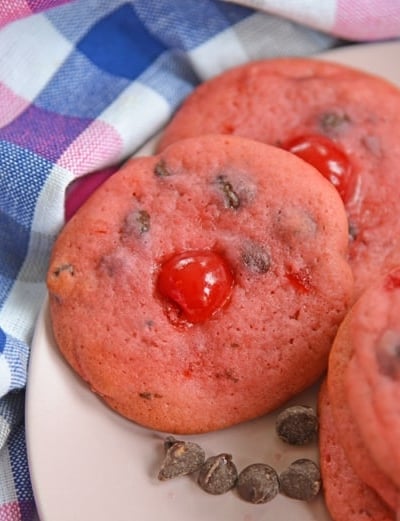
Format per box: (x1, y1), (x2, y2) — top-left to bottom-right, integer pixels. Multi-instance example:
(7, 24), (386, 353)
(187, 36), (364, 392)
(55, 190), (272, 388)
(157, 250), (234, 324)
(281, 134), (356, 204)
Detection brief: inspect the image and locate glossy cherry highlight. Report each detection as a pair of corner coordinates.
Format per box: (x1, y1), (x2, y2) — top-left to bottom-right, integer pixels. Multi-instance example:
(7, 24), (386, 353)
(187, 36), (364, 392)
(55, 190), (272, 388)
(282, 134), (355, 203)
(157, 250), (234, 324)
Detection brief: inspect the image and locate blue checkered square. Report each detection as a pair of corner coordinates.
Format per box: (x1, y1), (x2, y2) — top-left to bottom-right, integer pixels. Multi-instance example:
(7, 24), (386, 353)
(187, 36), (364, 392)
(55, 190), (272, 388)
(77, 3), (168, 79)
(45, 0), (128, 44)
(0, 143), (53, 307)
(139, 50), (199, 107)
(35, 49), (130, 118)
(133, 0), (253, 50)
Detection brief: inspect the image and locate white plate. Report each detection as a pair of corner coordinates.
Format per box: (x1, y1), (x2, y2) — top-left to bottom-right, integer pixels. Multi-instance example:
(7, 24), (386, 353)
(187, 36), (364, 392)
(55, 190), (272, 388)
(26, 41), (400, 521)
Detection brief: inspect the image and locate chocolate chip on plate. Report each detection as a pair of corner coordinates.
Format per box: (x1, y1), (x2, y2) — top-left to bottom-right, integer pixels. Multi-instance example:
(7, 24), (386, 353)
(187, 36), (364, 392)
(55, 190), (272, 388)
(275, 405), (318, 445)
(198, 453), (238, 494)
(279, 458), (321, 501)
(158, 436), (205, 481)
(237, 463), (279, 504)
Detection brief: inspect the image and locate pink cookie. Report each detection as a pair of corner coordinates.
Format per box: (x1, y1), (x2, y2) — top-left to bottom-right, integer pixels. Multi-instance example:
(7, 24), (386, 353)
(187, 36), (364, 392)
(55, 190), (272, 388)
(158, 57), (400, 296)
(47, 134), (352, 434)
(345, 267), (400, 491)
(327, 305), (399, 510)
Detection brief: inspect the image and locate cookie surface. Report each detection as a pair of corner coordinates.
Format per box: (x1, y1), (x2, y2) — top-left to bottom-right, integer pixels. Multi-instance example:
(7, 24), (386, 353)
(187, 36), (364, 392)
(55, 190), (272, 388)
(47, 135), (353, 433)
(318, 382), (395, 521)
(158, 57), (400, 296)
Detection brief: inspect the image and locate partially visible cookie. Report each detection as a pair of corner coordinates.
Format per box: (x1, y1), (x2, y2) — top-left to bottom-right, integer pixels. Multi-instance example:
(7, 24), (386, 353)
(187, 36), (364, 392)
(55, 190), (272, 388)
(157, 57), (400, 296)
(327, 306), (399, 510)
(318, 381), (395, 521)
(345, 266), (400, 490)
(47, 134), (353, 434)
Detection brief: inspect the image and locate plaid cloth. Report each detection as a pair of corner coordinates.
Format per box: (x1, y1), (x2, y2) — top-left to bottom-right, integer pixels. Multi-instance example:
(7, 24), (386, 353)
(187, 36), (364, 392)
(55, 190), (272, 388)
(0, 1), (398, 519)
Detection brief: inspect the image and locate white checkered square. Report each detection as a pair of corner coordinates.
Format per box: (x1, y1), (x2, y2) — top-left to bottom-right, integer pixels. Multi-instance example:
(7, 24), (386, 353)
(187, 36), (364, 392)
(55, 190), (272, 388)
(223, 0), (337, 33)
(0, 357), (11, 398)
(188, 26), (248, 80)
(0, 13), (73, 101)
(98, 82), (170, 159)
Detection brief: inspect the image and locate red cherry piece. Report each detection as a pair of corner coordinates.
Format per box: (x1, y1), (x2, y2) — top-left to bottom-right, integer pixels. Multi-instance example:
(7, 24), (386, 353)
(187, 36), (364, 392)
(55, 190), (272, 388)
(157, 250), (234, 324)
(385, 267), (400, 291)
(285, 266), (312, 293)
(282, 134), (355, 203)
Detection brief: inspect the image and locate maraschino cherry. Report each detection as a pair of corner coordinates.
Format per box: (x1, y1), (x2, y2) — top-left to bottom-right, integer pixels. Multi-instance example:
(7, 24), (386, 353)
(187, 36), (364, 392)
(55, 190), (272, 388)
(282, 134), (355, 203)
(157, 250), (234, 324)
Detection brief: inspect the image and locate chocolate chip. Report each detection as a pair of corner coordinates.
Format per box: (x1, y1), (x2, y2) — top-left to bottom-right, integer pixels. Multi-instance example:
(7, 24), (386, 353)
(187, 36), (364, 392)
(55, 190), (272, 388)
(214, 368), (239, 383)
(361, 135), (382, 157)
(217, 176), (240, 209)
(274, 207), (317, 242)
(319, 111), (350, 136)
(375, 330), (400, 380)
(275, 405), (318, 445)
(376, 349), (400, 379)
(138, 392), (162, 400)
(241, 245), (271, 274)
(237, 463), (279, 504)
(154, 159), (172, 177)
(137, 210), (150, 233)
(121, 209), (150, 237)
(97, 253), (124, 277)
(52, 263), (75, 277)
(279, 459), (321, 501)
(198, 454), (238, 494)
(158, 437), (205, 481)
(348, 221), (358, 241)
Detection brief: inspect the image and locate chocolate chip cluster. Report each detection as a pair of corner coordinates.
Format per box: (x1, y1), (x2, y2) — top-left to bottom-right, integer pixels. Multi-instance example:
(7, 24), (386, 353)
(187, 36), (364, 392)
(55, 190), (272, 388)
(157, 405), (321, 504)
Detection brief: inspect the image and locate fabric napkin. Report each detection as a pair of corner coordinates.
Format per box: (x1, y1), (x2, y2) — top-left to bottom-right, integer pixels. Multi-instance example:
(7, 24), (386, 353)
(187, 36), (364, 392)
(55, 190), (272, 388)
(0, 1), (398, 520)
